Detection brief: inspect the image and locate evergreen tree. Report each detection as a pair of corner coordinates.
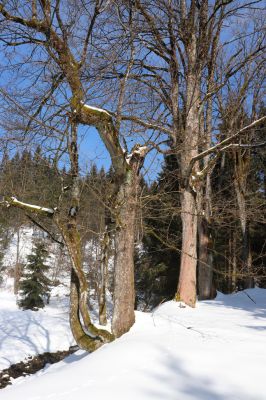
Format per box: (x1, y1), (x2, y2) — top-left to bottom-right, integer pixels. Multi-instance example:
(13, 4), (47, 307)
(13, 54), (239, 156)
(18, 242), (51, 310)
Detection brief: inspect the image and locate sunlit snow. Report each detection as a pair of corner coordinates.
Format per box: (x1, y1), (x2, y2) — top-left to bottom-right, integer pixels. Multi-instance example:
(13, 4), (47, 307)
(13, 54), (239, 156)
(0, 285), (265, 400)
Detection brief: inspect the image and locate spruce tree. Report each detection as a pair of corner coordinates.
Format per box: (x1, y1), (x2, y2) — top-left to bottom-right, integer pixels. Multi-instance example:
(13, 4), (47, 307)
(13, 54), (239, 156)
(18, 242), (51, 310)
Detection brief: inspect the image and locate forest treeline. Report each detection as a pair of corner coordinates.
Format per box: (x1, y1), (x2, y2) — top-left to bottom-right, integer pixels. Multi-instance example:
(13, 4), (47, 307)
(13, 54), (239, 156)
(0, 141), (265, 309)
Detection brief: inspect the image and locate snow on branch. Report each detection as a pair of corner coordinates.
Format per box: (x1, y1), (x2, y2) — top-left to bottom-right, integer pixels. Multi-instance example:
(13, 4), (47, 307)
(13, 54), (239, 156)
(81, 103), (112, 118)
(80, 103), (153, 173)
(125, 145), (149, 165)
(0, 196), (54, 216)
(79, 102), (126, 173)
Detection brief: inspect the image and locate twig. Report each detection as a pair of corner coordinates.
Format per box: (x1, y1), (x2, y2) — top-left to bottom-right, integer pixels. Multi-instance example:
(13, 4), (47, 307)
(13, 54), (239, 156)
(243, 290), (257, 304)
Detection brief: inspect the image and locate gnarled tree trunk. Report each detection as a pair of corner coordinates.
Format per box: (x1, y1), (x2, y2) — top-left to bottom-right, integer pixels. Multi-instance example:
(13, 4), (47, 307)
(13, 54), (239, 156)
(69, 268), (103, 351)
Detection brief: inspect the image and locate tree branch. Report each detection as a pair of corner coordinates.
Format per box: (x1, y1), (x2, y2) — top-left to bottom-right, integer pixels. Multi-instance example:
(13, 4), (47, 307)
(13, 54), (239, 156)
(26, 214), (64, 247)
(188, 116), (266, 174)
(0, 196), (55, 216)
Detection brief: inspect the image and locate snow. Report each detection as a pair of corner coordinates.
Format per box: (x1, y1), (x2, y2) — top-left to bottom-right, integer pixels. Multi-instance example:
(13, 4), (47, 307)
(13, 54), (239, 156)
(125, 145), (148, 165)
(82, 103), (112, 117)
(0, 286), (74, 370)
(0, 287), (265, 399)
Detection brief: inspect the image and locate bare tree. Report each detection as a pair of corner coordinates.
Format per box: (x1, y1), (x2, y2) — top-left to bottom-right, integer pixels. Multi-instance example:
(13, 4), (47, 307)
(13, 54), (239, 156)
(0, 0), (148, 345)
(125, 0), (265, 306)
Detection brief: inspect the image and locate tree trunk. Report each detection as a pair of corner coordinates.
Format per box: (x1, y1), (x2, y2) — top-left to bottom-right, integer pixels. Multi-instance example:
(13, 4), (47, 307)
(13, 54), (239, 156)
(112, 168), (139, 337)
(175, 47), (200, 306)
(234, 177), (254, 289)
(54, 120), (114, 349)
(56, 215), (114, 349)
(98, 228), (109, 326)
(228, 230), (237, 292)
(176, 189), (198, 307)
(198, 214), (214, 300)
(69, 268), (103, 352)
(197, 175), (215, 300)
(242, 226), (253, 288)
(197, 66), (215, 299)
(14, 228), (21, 295)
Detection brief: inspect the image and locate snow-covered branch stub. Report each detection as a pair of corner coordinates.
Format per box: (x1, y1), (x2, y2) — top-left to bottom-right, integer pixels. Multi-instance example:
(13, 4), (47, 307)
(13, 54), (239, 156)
(0, 196), (55, 216)
(125, 145), (149, 165)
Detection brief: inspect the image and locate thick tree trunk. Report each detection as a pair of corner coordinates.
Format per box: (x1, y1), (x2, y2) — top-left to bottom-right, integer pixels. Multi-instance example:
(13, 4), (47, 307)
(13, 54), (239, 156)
(112, 168), (139, 337)
(175, 56), (199, 306)
(176, 189), (198, 307)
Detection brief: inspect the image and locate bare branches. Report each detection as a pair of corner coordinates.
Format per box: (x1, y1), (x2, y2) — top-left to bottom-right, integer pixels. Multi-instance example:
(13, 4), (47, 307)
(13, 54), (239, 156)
(188, 116), (266, 170)
(80, 0), (101, 67)
(119, 115), (173, 136)
(135, 0), (170, 58)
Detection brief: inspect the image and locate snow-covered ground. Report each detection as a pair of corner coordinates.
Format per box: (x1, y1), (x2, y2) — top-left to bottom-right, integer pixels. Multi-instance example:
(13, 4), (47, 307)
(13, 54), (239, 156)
(0, 283), (74, 370)
(0, 286), (265, 400)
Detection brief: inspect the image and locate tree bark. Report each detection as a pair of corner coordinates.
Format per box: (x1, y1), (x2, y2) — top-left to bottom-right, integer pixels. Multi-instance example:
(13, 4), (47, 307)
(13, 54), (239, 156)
(55, 214), (114, 347)
(80, 106), (146, 336)
(175, 37), (200, 307)
(69, 268), (103, 352)
(176, 189), (198, 307)
(112, 167), (140, 337)
(54, 118), (114, 347)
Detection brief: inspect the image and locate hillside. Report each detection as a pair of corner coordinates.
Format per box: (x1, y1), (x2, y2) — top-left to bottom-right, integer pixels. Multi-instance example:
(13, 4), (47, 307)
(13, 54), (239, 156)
(0, 285), (265, 400)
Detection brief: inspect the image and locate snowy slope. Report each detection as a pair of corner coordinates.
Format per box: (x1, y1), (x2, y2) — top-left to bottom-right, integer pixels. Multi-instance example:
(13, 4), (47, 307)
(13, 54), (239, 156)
(2, 228), (34, 267)
(0, 285), (74, 370)
(0, 288), (265, 400)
